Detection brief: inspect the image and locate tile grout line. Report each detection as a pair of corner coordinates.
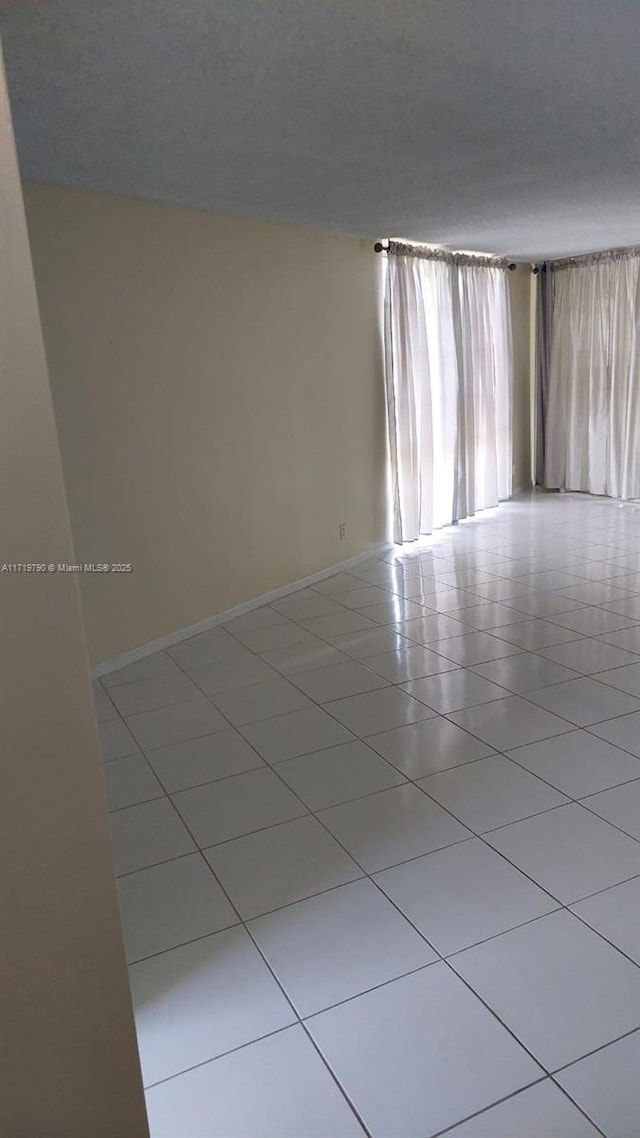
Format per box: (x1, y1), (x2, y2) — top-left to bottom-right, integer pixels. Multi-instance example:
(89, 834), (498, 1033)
(98, 503), (640, 1131)
(431, 1075), (609, 1138)
(102, 577), (640, 891)
(142, 749), (376, 1138)
(147, 709), (640, 1122)
(139, 679), (560, 1116)
(105, 577), (640, 926)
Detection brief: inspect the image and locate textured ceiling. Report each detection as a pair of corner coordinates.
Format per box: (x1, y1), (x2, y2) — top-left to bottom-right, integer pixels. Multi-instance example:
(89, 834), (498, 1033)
(1, 0), (640, 258)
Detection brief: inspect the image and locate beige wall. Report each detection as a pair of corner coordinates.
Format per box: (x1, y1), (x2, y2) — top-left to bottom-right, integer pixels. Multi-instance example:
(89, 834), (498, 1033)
(24, 183), (387, 664)
(0, 54), (147, 1138)
(509, 264), (533, 492)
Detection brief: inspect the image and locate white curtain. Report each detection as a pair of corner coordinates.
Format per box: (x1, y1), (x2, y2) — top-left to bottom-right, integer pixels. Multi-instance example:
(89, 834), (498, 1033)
(544, 251), (640, 499)
(385, 250), (513, 543)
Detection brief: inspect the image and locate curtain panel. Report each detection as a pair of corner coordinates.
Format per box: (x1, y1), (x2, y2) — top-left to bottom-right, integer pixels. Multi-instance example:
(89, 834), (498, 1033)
(544, 249), (640, 500)
(384, 249), (513, 543)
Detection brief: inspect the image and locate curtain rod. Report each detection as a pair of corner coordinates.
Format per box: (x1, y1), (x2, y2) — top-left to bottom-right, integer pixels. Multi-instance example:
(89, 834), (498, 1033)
(549, 244), (640, 270)
(374, 239), (516, 270)
(531, 244), (640, 273)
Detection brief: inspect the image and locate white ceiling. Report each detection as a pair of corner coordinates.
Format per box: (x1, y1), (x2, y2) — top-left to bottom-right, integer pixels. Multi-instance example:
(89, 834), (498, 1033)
(1, 0), (640, 259)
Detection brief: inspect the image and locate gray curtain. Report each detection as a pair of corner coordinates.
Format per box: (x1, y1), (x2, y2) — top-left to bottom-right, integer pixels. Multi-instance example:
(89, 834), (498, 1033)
(535, 264), (552, 485)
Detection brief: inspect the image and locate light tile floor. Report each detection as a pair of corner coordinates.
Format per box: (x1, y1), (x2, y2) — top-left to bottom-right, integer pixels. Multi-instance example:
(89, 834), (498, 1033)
(96, 493), (640, 1137)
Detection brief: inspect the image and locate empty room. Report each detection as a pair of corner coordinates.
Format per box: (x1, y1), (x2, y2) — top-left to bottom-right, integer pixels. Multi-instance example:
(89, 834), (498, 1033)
(2, 2), (640, 1136)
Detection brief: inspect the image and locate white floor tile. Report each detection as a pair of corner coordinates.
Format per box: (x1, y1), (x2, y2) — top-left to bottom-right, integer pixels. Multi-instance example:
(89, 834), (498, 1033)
(312, 571), (373, 594)
(449, 695), (571, 750)
(436, 568), (500, 589)
(610, 571), (640, 593)
(112, 498), (640, 1136)
(125, 698), (230, 750)
(319, 784), (471, 873)
(187, 656), (280, 695)
(528, 675), (640, 726)
(117, 853), (238, 962)
(583, 778), (640, 839)
(363, 645), (458, 682)
(375, 838), (557, 956)
(560, 580), (638, 605)
(491, 619), (584, 651)
(368, 717), (494, 778)
(109, 798), (196, 876)
(204, 815), (363, 919)
(324, 687), (435, 736)
(485, 802), (640, 903)
(471, 652), (579, 693)
(421, 589), (484, 613)
(605, 553), (640, 572)
(399, 580), (456, 602)
(594, 659), (640, 696)
(250, 878), (436, 1017)
(567, 560), (632, 581)
(445, 1079), (601, 1137)
(401, 669), (506, 713)
(230, 622), (317, 654)
(539, 637), (640, 675)
(290, 660), (389, 703)
(172, 767), (307, 847)
(598, 626), (640, 653)
(272, 594), (347, 620)
(467, 578), (535, 601)
(370, 579), (429, 602)
(338, 585), (402, 609)
(210, 677), (312, 726)
(108, 671), (203, 716)
(390, 613), (469, 645)
(130, 926), (295, 1086)
(276, 740), (405, 811)
(419, 754), (568, 833)
(92, 681), (118, 722)
(240, 706), (354, 763)
(307, 963), (541, 1138)
(358, 598), (430, 625)
(590, 709), (640, 754)
(501, 592), (585, 617)
(104, 754), (164, 811)
(571, 876), (640, 964)
(550, 607), (637, 634)
(300, 611), (379, 638)
(146, 730), (264, 792)
(603, 594), (640, 619)
(260, 641), (351, 675)
(102, 651), (182, 688)
(506, 729), (640, 797)
(351, 569), (408, 588)
(330, 627), (416, 659)
(226, 607), (291, 633)
(557, 1031), (640, 1138)
(99, 718), (140, 761)
(145, 1025), (367, 1138)
(433, 630), (522, 666)
(453, 910), (640, 1070)
(168, 629), (250, 670)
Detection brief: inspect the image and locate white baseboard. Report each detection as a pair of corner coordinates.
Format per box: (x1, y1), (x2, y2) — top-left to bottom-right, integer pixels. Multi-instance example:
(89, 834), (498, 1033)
(92, 542), (393, 679)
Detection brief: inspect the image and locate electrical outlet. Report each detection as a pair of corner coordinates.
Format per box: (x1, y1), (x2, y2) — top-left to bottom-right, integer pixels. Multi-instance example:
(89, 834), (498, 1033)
(338, 523), (347, 541)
